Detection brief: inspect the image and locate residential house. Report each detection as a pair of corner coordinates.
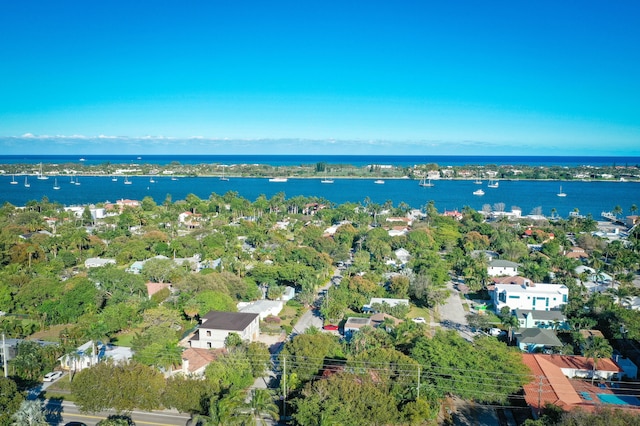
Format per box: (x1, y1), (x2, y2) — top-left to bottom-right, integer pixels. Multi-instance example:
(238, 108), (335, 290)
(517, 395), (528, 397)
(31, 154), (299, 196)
(238, 300), (284, 320)
(488, 259), (520, 276)
(363, 298), (409, 313)
(280, 286), (296, 301)
(442, 210), (463, 220)
(344, 317), (372, 337)
(178, 211), (203, 229)
(84, 257), (116, 268)
(146, 282), (172, 299)
(187, 311), (260, 349)
(515, 328), (563, 353)
(492, 282), (568, 313)
(180, 347), (223, 376)
(59, 341), (133, 372)
(515, 309), (568, 330)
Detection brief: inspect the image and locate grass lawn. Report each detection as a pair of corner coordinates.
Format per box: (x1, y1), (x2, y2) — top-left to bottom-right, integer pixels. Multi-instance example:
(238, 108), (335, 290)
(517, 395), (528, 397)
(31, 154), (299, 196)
(28, 324), (67, 342)
(111, 330), (139, 347)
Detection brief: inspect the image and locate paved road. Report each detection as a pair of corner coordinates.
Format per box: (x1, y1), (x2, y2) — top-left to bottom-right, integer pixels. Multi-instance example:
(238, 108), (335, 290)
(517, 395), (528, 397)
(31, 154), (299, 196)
(42, 399), (190, 426)
(437, 280), (477, 341)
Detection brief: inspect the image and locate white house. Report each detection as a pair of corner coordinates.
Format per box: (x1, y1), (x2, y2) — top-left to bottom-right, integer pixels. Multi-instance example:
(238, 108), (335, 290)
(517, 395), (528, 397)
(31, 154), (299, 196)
(363, 297), (409, 313)
(514, 309), (568, 330)
(84, 257), (116, 268)
(238, 300), (284, 320)
(187, 311), (260, 349)
(59, 341), (133, 372)
(492, 282), (568, 313)
(488, 260), (520, 277)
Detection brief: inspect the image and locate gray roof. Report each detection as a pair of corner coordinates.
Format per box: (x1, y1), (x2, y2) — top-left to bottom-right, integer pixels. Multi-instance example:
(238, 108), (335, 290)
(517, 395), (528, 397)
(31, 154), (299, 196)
(489, 259), (520, 267)
(200, 311), (259, 332)
(515, 309), (566, 321)
(516, 328), (562, 346)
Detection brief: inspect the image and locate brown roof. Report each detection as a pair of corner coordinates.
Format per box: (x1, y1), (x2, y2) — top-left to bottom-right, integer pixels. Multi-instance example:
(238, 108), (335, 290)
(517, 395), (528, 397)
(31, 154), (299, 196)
(491, 276), (533, 286)
(522, 354), (585, 412)
(200, 311), (259, 332)
(181, 347), (223, 373)
(543, 354), (621, 373)
(145, 282), (170, 297)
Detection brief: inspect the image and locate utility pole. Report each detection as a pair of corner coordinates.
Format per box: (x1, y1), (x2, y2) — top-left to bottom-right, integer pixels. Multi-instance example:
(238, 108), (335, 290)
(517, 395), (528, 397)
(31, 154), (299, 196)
(282, 355), (287, 421)
(2, 333), (7, 378)
(417, 366), (421, 399)
(538, 375), (544, 417)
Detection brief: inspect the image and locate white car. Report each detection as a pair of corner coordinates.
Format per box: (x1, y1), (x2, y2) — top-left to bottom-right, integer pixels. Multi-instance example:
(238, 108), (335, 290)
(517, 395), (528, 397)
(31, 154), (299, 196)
(412, 317), (427, 324)
(489, 328), (505, 336)
(43, 371), (63, 382)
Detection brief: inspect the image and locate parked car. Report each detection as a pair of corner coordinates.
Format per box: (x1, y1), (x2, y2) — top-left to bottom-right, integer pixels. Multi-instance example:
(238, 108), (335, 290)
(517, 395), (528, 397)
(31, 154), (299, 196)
(43, 371), (63, 382)
(412, 317), (427, 324)
(489, 328), (505, 336)
(323, 324), (339, 331)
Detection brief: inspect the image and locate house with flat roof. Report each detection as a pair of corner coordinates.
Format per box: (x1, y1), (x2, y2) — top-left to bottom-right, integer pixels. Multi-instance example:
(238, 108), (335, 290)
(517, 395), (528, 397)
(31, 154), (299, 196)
(238, 300), (284, 320)
(187, 311), (260, 349)
(344, 317), (372, 337)
(363, 298), (409, 313)
(84, 257), (116, 268)
(492, 282), (568, 313)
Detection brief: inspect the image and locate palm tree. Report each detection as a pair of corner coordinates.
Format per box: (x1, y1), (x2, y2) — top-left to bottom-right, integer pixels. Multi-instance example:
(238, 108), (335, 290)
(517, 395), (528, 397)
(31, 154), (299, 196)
(193, 391), (248, 426)
(11, 400), (48, 426)
(246, 389), (279, 425)
(584, 336), (613, 384)
(612, 205), (623, 219)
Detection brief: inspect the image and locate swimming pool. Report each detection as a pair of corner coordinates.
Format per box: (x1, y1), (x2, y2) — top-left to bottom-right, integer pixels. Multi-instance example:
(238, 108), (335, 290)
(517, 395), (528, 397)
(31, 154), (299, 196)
(597, 394), (640, 406)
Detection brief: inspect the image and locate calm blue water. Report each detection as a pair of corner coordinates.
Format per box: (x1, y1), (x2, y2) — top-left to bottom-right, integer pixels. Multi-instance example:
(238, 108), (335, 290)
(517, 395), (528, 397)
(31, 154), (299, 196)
(1, 154), (639, 167)
(1, 174), (638, 219)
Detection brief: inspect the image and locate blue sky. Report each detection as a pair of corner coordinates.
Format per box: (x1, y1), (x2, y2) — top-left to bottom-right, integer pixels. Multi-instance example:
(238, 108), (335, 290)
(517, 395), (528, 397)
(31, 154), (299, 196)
(0, 1), (639, 155)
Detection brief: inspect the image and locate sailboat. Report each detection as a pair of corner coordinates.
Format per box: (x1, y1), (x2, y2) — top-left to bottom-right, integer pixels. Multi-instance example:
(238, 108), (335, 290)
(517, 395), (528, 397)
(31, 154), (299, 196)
(557, 186), (567, 197)
(24, 176), (30, 188)
(10, 174), (18, 185)
(487, 179), (499, 188)
(149, 176), (156, 183)
(320, 169), (334, 184)
(53, 179), (60, 190)
(124, 176), (132, 185)
(74, 177), (81, 186)
(111, 175), (118, 182)
(418, 176), (434, 187)
(474, 174), (482, 184)
(70, 176), (75, 184)
(220, 167), (229, 181)
(37, 162), (48, 180)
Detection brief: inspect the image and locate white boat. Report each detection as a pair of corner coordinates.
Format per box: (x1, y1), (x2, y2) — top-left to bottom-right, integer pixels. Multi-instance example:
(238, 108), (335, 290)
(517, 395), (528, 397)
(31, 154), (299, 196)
(557, 186), (567, 197)
(473, 189), (485, 196)
(171, 176), (178, 181)
(111, 175), (118, 182)
(53, 179), (60, 190)
(124, 176), (132, 185)
(37, 163), (48, 180)
(488, 180), (499, 188)
(418, 177), (434, 187)
(24, 177), (30, 188)
(10, 175), (18, 185)
(321, 178), (334, 184)
(374, 179), (385, 184)
(70, 176), (75, 184)
(150, 177), (155, 183)
(79, 158), (85, 162)
(268, 177), (288, 183)
(74, 177), (80, 186)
